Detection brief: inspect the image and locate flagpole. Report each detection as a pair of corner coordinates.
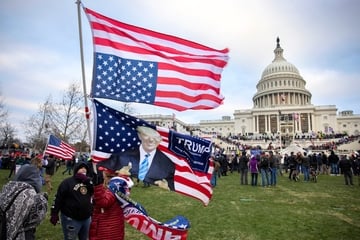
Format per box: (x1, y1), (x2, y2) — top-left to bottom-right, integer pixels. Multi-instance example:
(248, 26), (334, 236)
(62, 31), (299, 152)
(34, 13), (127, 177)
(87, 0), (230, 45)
(43, 134), (51, 157)
(76, 0), (92, 146)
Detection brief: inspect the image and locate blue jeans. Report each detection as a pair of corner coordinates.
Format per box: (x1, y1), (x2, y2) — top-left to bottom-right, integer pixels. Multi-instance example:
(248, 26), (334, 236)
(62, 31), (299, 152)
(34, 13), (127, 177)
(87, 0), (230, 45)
(270, 167), (277, 185)
(251, 173), (258, 186)
(60, 213), (91, 240)
(331, 163), (339, 174)
(211, 170), (218, 187)
(303, 166), (310, 181)
(260, 169), (269, 187)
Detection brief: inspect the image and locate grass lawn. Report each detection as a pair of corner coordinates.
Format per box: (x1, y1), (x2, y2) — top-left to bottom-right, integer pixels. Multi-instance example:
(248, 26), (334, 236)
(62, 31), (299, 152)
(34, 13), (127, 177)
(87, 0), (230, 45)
(1, 166), (360, 240)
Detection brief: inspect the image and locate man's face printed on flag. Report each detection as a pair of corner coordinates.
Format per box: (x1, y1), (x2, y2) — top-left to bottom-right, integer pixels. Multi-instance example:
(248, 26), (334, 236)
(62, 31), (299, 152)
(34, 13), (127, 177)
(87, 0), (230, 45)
(137, 126), (162, 153)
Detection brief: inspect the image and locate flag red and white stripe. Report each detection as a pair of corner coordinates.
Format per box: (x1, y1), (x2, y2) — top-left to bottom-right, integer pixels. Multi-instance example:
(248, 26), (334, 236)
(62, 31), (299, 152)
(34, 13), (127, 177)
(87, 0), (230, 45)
(156, 127), (213, 206)
(83, 7), (229, 111)
(44, 135), (75, 160)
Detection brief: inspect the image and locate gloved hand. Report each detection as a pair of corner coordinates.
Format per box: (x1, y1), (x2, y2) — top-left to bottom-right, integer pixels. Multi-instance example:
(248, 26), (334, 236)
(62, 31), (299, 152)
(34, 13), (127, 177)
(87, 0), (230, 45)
(92, 172), (104, 186)
(75, 173), (91, 184)
(50, 215), (59, 226)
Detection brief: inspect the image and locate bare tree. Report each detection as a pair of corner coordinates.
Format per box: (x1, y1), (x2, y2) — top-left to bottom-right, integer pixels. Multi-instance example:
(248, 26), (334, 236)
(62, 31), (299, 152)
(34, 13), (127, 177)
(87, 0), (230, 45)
(0, 92), (8, 129)
(0, 98), (8, 121)
(24, 95), (53, 152)
(50, 82), (87, 143)
(0, 122), (16, 148)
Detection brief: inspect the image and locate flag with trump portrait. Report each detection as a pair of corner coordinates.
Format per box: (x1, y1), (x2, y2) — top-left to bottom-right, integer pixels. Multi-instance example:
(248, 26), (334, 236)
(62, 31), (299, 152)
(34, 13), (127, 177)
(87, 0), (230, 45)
(83, 6), (229, 112)
(90, 99), (214, 206)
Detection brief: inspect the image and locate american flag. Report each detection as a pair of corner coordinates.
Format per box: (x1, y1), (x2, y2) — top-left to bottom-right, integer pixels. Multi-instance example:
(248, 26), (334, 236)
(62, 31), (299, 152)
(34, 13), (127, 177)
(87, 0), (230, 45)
(83, 7), (229, 111)
(44, 135), (75, 160)
(90, 99), (213, 205)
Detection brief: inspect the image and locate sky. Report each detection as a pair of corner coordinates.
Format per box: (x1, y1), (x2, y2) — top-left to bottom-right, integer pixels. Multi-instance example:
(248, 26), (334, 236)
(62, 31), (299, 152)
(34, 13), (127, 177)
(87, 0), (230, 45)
(1, 0), (360, 141)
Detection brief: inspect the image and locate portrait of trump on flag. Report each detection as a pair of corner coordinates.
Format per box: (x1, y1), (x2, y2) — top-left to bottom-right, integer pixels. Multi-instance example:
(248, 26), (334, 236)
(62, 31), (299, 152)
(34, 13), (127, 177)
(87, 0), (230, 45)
(98, 125), (176, 191)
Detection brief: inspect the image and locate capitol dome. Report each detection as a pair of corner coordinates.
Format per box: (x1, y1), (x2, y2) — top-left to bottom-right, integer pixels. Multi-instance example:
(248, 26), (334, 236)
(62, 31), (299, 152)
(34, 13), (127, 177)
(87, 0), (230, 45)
(261, 50), (299, 78)
(253, 37), (312, 108)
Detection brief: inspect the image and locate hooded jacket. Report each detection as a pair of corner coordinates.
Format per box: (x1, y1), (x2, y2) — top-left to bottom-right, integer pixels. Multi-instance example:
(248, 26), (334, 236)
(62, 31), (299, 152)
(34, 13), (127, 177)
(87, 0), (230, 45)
(0, 164), (48, 240)
(51, 161), (94, 220)
(89, 182), (125, 240)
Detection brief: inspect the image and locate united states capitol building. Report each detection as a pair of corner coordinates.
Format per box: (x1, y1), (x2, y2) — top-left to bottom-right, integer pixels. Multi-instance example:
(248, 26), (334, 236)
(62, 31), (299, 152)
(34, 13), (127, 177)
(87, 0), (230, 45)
(139, 38), (360, 151)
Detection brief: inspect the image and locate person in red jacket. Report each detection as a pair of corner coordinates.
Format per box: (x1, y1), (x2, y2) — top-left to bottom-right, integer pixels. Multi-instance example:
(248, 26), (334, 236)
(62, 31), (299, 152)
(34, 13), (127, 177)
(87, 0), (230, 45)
(89, 167), (128, 240)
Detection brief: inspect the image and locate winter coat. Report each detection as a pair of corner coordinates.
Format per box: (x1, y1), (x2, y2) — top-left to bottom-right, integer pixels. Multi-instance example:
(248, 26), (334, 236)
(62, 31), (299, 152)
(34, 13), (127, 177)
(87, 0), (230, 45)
(51, 162), (94, 220)
(89, 184), (125, 240)
(249, 157), (259, 173)
(0, 164), (48, 240)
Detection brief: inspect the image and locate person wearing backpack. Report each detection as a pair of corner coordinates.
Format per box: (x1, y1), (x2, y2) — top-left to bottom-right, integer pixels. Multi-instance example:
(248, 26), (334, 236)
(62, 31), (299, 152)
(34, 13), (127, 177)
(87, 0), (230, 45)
(0, 157), (48, 240)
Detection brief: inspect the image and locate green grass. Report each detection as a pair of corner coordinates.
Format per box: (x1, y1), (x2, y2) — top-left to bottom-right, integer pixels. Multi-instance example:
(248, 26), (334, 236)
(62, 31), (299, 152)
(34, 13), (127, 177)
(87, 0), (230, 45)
(1, 166), (360, 240)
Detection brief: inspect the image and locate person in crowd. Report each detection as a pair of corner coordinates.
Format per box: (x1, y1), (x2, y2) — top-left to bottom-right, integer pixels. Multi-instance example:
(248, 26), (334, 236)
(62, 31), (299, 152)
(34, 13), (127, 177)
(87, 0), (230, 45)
(99, 126), (175, 190)
(276, 152), (283, 176)
(288, 152), (298, 181)
(43, 155), (56, 192)
(350, 153), (360, 177)
(239, 151), (249, 185)
(338, 155), (354, 185)
(89, 167), (127, 240)
(292, 152), (304, 182)
(0, 157), (48, 239)
(328, 150), (340, 176)
(50, 161), (94, 240)
(55, 158), (62, 172)
(219, 153), (228, 177)
(62, 157), (74, 175)
(321, 152), (329, 175)
(7, 155), (16, 179)
(283, 153), (289, 173)
(249, 155), (259, 186)
(259, 152), (270, 187)
(350, 154), (360, 185)
(316, 152), (323, 173)
(310, 153), (318, 179)
(268, 151), (278, 186)
(230, 153), (239, 173)
(302, 152), (310, 182)
(210, 156), (221, 187)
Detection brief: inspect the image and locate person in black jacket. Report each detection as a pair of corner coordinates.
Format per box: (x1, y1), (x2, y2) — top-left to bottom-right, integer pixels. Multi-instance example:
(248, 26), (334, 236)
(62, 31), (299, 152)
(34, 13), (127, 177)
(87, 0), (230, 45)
(239, 151), (249, 185)
(43, 155), (56, 192)
(259, 152), (270, 187)
(338, 155), (354, 185)
(50, 161), (94, 240)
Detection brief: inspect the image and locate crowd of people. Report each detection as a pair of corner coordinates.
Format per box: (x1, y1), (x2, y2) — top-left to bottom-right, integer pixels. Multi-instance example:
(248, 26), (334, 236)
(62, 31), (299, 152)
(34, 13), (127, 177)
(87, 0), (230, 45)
(210, 146), (360, 188)
(0, 132), (359, 239)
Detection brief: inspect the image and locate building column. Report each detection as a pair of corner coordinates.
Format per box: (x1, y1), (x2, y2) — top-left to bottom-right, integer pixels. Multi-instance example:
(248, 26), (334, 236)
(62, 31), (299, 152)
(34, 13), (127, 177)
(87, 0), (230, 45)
(254, 115), (257, 133)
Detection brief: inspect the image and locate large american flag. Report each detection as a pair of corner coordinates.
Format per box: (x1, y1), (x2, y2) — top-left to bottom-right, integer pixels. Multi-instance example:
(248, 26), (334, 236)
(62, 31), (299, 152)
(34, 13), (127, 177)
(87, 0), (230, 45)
(83, 7), (229, 111)
(90, 99), (213, 205)
(44, 135), (75, 160)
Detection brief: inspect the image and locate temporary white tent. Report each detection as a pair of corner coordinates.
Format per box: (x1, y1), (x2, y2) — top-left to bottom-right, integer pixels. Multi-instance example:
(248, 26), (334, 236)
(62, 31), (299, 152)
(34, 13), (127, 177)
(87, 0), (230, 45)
(280, 143), (307, 155)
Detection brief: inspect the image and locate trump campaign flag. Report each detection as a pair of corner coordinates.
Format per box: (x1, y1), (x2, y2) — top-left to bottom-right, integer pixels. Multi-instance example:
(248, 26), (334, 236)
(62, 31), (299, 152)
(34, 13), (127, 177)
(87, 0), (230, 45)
(109, 176), (190, 240)
(44, 135), (75, 160)
(90, 99), (214, 205)
(83, 7), (229, 111)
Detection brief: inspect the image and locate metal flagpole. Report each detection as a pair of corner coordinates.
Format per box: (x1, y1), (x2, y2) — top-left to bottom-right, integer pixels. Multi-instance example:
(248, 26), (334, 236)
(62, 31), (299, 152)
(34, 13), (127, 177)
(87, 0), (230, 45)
(76, 0), (92, 145)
